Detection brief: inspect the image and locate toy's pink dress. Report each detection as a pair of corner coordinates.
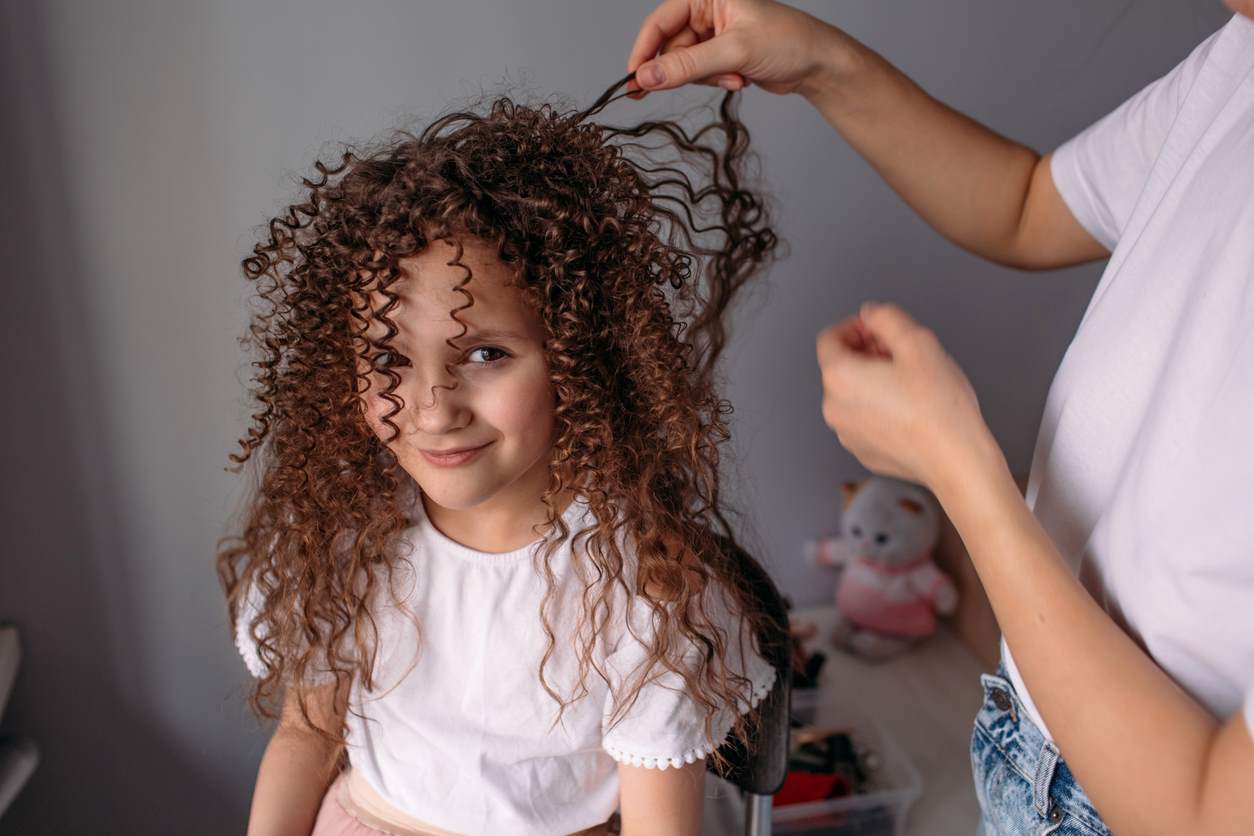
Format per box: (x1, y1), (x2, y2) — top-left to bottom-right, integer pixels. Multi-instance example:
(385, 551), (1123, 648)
(836, 554), (948, 637)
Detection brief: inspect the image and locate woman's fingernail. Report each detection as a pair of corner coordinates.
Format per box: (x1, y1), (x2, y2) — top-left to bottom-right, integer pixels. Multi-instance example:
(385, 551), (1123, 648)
(718, 78), (737, 91)
(639, 63), (665, 88)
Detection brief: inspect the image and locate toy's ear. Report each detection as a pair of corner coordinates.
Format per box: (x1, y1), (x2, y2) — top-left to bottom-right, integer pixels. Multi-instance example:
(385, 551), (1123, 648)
(841, 480), (862, 510)
(898, 497), (924, 515)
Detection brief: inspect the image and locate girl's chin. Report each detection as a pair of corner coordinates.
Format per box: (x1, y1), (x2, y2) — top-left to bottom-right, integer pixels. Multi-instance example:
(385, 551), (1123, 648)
(414, 475), (521, 516)
(417, 486), (493, 514)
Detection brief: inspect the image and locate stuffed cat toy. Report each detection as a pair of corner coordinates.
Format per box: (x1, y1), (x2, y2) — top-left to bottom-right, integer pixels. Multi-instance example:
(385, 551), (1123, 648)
(805, 477), (957, 659)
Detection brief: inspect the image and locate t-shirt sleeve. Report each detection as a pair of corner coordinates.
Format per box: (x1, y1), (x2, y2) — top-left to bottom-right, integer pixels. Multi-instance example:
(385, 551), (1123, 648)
(1244, 678), (1254, 743)
(600, 579), (778, 770)
(232, 576), (340, 685)
(1050, 27), (1222, 251)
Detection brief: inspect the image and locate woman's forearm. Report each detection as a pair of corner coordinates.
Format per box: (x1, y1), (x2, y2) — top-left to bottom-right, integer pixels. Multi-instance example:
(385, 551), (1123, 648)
(931, 439), (1252, 835)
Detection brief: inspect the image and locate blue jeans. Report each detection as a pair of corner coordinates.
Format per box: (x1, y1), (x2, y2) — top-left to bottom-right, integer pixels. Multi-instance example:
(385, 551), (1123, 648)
(970, 662), (1112, 836)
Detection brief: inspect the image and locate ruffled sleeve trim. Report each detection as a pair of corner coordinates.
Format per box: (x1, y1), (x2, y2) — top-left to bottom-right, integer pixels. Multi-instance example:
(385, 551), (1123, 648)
(233, 581), (268, 679)
(602, 663), (777, 770)
(234, 609), (267, 679)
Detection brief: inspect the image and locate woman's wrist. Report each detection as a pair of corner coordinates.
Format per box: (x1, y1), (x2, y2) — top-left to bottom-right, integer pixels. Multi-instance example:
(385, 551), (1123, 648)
(797, 22), (881, 114)
(926, 427), (1017, 524)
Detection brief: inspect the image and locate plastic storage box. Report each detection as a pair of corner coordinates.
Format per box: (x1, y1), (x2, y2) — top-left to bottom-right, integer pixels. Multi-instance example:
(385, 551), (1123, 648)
(773, 688), (922, 836)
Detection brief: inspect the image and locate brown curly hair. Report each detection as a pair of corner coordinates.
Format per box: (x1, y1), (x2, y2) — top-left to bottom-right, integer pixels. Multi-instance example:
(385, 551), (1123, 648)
(217, 73), (782, 778)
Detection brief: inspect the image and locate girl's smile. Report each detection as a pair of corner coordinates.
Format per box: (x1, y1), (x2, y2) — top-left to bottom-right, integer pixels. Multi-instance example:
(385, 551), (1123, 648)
(418, 440), (494, 467)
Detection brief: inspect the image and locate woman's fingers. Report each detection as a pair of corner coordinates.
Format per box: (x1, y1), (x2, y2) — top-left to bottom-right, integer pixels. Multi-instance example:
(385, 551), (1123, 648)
(815, 318), (860, 367)
(816, 315), (891, 367)
(635, 33), (749, 91)
(656, 25), (749, 88)
(660, 27), (720, 88)
(815, 301), (990, 488)
(660, 25), (700, 55)
(858, 301), (928, 354)
(628, 0), (837, 97)
(627, 0), (707, 75)
(627, 2), (706, 95)
(627, 0), (749, 92)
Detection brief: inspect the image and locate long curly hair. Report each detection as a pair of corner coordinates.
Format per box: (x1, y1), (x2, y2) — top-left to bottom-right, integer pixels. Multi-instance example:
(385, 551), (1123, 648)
(217, 74), (782, 777)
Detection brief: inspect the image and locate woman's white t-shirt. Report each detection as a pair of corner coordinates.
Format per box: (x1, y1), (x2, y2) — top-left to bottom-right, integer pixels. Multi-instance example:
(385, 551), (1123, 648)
(234, 495), (776, 835)
(1004, 13), (1254, 744)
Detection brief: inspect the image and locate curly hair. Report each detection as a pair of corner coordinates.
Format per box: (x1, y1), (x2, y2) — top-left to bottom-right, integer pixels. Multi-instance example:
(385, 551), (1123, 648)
(217, 73), (782, 778)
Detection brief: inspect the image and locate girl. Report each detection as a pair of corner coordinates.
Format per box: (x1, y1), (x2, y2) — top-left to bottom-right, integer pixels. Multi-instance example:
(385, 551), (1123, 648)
(218, 79), (781, 836)
(625, 0), (1254, 833)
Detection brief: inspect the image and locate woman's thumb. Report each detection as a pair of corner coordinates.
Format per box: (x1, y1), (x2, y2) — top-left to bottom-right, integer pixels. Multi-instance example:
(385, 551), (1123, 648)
(858, 302), (922, 353)
(636, 36), (745, 90)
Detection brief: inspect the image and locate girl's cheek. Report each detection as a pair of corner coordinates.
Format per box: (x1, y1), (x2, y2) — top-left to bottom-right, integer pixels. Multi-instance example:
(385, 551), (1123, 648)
(491, 366), (556, 434)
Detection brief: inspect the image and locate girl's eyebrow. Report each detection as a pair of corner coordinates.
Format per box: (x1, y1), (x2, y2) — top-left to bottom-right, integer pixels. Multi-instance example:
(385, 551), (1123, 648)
(454, 327), (529, 343)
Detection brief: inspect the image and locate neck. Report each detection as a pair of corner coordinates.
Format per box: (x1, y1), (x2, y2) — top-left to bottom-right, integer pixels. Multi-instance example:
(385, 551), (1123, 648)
(422, 472), (574, 554)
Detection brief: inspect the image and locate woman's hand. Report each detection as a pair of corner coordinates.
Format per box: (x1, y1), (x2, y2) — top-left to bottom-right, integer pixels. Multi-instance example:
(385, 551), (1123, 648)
(815, 301), (1002, 494)
(625, 0), (844, 97)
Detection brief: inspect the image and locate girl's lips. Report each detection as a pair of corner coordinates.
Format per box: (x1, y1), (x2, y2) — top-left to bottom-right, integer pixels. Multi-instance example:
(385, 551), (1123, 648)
(418, 441), (492, 467)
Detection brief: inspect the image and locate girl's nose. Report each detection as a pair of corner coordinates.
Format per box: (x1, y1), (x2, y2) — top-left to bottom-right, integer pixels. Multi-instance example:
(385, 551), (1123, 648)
(413, 384), (472, 434)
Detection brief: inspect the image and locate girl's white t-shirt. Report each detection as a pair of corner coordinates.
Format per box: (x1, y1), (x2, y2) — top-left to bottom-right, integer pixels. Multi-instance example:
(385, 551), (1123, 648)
(234, 495), (776, 835)
(1004, 13), (1254, 744)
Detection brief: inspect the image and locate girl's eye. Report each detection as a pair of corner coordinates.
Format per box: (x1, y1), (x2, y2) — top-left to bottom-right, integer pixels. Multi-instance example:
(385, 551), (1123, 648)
(850, 526), (863, 538)
(874, 532), (890, 545)
(371, 351), (410, 371)
(465, 346), (508, 364)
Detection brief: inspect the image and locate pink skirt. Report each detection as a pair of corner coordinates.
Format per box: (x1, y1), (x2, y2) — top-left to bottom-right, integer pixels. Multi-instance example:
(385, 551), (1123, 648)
(311, 770), (444, 836)
(310, 769), (618, 836)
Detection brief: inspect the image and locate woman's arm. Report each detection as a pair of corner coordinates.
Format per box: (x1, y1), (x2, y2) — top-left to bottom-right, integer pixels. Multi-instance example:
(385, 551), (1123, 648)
(617, 760), (706, 836)
(800, 52), (1108, 272)
(933, 440), (1254, 836)
(246, 679), (348, 836)
(627, 0), (1108, 271)
(816, 302), (1254, 836)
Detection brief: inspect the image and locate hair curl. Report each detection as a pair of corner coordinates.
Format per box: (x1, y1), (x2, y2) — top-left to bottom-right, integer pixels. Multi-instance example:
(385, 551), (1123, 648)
(217, 73), (782, 778)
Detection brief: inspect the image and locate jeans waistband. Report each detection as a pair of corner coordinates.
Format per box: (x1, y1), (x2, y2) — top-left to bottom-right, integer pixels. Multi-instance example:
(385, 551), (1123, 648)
(976, 662), (1110, 835)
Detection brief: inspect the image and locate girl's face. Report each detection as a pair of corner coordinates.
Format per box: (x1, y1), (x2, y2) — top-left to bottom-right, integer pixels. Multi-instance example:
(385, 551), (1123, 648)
(359, 237), (556, 523)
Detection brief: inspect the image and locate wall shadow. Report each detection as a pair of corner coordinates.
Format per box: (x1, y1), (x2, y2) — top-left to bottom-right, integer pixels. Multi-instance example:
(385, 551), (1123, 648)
(0, 3), (246, 832)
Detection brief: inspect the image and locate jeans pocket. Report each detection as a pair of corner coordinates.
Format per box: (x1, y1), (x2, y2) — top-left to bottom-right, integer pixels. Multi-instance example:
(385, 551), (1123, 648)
(971, 723), (1037, 835)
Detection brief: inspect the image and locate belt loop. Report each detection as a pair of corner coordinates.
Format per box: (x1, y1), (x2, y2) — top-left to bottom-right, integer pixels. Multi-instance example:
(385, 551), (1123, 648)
(1032, 740), (1060, 818)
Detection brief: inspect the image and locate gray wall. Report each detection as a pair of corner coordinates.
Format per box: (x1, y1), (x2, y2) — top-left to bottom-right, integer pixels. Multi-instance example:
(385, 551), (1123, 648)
(0, 1), (1232, 832)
